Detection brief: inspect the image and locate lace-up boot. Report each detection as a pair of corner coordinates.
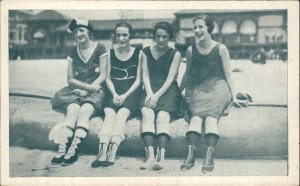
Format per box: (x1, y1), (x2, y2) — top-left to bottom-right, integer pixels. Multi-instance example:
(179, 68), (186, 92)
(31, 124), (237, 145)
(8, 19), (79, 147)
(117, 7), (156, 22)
(201, 146), (215, 173)
(180, 145), (196, 171)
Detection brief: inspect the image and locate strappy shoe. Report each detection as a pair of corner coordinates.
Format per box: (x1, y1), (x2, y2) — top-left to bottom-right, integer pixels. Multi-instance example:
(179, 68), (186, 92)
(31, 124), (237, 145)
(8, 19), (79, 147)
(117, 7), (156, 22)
(91, 143), (108, 168)
(61, 137), (82, 166)
(140, 146), (155, 170)
(102, 143), (118, 167)
(152, 147), (165, 171)
(51, 143), (68, 165)
(180, 145), (196, 171)
(51, 135), (73, 165)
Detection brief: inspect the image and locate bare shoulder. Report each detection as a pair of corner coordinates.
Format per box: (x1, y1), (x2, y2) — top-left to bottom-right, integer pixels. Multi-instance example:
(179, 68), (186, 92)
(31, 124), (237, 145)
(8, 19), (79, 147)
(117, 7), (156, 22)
(187, 46), (193, 53)
(186, 46), (193, 57)
(219, 43), (229, 53)
(174, 50), (181, 58)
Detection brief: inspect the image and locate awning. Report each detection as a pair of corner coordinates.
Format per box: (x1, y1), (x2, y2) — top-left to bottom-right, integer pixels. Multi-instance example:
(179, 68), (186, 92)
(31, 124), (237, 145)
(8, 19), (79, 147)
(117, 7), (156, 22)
(33, 31), (45, 38)
(221, 20), (237, 34)
(240, 20), (257, 35)
(212, 21), (219, 34)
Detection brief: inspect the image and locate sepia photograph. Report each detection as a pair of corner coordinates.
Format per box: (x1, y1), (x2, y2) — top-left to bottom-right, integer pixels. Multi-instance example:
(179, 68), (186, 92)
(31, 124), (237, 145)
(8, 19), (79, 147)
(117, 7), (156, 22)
(1, 1), (299, 186)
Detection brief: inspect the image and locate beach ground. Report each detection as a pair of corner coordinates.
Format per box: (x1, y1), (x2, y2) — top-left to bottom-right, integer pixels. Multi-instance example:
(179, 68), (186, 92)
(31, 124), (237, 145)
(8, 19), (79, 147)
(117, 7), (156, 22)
(9, 147), (287, 177)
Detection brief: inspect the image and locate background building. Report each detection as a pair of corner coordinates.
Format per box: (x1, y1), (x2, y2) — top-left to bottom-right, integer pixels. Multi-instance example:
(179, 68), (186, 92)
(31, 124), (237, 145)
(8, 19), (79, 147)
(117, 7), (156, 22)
(174, 9), (287, 59)
(9, 10), (33, 59)
(9, 10), (174, 59)
(9, 9), (287, 60)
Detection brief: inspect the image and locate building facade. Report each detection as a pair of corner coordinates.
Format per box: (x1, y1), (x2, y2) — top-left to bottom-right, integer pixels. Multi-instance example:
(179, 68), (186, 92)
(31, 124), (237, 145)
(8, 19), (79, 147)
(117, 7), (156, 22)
(174, 10), (287, 59)
(9, 10), (174, 60)
(9, 10), (33, 59)
(9, 9), (287, 60)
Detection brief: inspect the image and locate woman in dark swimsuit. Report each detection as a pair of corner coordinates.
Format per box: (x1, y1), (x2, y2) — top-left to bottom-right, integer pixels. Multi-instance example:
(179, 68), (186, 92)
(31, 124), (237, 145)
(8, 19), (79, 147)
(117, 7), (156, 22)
(49, 17), (107, 166)
(92, 22), (142, 168)
(140, 21), (182, 171)
(179, 15), (247, 173)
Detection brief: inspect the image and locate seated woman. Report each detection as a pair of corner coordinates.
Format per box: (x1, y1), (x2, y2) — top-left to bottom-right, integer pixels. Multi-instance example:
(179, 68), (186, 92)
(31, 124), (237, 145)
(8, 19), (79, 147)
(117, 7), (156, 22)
(179, 15), (247, 173)
(140, 21), (182, 171)
(49, 17), (107, 166)
(91, 22), (142, 168)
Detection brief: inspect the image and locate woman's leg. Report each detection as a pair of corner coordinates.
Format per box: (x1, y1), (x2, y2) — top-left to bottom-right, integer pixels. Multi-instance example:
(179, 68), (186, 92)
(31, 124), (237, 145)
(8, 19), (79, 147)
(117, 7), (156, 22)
(103, 108), (131, 167)
(62, 103), (94, 166)
(51, 103), (80, 165)
(180, 116), (203, 171)
(152, 111), (171, 171)
(140, 107), (156, 170)
(92, 108), (116, 168)
(64, 103), (81, 128)
(202, 116), (219, 173)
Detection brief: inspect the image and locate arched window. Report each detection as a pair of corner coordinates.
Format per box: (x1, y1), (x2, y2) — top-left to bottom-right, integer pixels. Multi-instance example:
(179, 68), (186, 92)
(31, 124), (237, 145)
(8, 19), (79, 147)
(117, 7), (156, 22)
(240, 20), (256, 35)
(221, 20), (237, 35)
(212, 21), (219, 34)
(33, 28), (47, 43)
(221, 20), (238, 44)
(240, 20), (257, 43)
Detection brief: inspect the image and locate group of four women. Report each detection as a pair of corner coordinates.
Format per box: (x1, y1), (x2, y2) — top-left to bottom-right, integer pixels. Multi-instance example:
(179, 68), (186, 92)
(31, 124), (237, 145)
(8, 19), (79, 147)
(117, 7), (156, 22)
(49, 15), (245, 173)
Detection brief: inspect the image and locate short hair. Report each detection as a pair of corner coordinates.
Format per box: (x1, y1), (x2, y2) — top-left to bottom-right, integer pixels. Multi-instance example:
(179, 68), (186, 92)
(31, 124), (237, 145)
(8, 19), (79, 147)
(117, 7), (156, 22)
(153, 21), (174, 39)
(114, 21), (134, 38)
(193, 14), (214, 34)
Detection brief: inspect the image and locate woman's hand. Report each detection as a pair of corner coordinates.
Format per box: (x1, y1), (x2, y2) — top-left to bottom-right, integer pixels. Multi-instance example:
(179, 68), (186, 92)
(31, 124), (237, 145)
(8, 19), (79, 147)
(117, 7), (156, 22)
(144, 93), (153, 106)
(112, 94), (120, 106)
(115, 94), (128, 106)
(72, 89), (88, 97)
(232, 97), (248, 108)
(89, 84), (101, 92)
(145, 93), (160, 109)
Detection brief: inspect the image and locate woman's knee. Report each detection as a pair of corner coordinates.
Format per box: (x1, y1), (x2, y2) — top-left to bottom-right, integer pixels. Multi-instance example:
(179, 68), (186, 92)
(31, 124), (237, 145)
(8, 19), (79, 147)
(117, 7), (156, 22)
(140, 107), (155, 134)
(156, 111), (170, 135)
(104, 108), (116, 119)
(116, 108), (131, 119)
(190, 116), (203, 124)
(156, 111), (170, 124)
(141, 107), (155, 121)
(79, 103), (94, 115)
(66, 103), (80, 113)
(77, 103), (94, 122)
(205, 117), (219, 135)
(187, 116), (203, 134)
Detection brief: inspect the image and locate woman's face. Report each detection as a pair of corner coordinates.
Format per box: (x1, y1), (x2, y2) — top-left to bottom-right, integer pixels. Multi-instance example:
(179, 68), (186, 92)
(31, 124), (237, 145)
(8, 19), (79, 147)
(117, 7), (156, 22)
(193, 19), (210, 41)
(74, 27), (90, 43)
(115, 26), (130, 48)
(154, 29), (169, 48)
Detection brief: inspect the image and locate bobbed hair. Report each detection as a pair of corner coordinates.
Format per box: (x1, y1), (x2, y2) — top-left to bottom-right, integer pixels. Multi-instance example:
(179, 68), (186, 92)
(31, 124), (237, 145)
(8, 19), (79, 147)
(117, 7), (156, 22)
(153, 21), (174, 39)
(193, 14), (214, 34)
(114, 21), (134, 39)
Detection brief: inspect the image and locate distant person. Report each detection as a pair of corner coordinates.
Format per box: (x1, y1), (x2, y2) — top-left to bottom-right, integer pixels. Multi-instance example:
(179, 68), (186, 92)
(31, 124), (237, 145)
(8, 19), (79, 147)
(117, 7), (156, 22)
(139, 21), (182, 171)
(179, 15), (247, 173)
(91, 22), (142, 168)
(251, 47), (266, 64)
(281, 48), (288, 61)
(49, 17), (108, 166)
